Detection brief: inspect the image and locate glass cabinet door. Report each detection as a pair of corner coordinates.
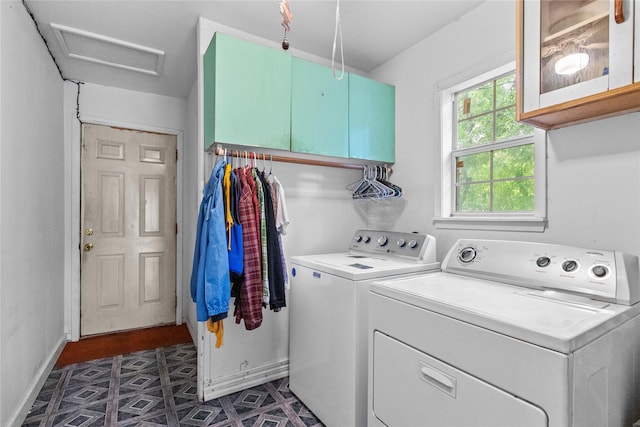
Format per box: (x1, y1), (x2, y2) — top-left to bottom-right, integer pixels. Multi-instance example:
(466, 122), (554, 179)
(539, 0), (609, 94)
(521, 0), (634, 114)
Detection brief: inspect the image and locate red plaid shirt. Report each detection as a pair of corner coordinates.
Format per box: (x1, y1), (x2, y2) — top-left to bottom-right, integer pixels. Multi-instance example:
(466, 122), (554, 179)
(235, 167), (263, 330)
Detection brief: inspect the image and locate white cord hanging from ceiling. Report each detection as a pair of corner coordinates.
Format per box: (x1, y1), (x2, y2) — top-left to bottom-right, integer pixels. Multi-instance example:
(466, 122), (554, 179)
(332, 0), (345, 80)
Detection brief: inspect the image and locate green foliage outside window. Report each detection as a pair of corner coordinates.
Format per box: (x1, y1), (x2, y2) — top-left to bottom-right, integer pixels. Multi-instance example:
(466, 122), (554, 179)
(454, 72), (535, 213)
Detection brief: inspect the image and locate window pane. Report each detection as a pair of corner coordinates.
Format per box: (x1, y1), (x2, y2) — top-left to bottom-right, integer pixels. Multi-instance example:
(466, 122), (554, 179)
(457, 183), (490, 212)
(494, 179), (535, 212)
(496, 106), (534, 140)
(457, 81), (494, 119)
(457, 113), (493, 148)
(450, 70), (540, 216)
(495, 74), (516, 109)
(456, 152), (490, 183)
(494, 144), (534, 180)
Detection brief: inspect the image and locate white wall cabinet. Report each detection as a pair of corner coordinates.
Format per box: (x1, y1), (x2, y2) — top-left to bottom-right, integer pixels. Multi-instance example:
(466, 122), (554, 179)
(517, 0), (640, 129)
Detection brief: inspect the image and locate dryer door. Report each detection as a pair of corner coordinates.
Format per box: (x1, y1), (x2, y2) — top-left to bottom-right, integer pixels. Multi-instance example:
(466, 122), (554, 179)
(372, 331), (548, 427)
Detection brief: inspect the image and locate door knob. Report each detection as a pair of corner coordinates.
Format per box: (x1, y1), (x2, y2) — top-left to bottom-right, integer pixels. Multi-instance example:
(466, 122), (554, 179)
(84, 228), (93, 236)
(84, 243), (94, 252)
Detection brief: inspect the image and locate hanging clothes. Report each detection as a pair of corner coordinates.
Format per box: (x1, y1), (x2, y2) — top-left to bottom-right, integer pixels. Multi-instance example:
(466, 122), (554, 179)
(252, 168), (270, 306)
(234, 167), (263, 330)
(227, 169), (244, 290)
(191, 152), (291, 338)
(207, 317), (224, 348)
(268, 173), (290, 287)
(258, 170), (286, 310)
(190, 159), (231, 324)
(270, 174), (290, 235)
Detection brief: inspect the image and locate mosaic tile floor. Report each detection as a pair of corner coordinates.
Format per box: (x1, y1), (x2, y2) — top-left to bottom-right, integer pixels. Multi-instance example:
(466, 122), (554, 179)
(23, 343), (324, 427)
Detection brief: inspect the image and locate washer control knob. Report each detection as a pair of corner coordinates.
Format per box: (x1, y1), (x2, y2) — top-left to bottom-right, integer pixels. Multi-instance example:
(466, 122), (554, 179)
(458, 247), (477, 263)
(562, 260), (578, 273)
(408, 240), (419, 249)
(592, 265), (609, 278)
(354, 235), (363, 243)
(363, 236), (371, 243)
(536, 256), (551, 268)
(377, 236), (388, 246)
(397, 239), (406, 248)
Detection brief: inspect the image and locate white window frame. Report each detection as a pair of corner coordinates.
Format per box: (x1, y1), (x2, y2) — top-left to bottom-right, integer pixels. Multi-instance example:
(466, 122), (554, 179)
(434, 62), (547, 232)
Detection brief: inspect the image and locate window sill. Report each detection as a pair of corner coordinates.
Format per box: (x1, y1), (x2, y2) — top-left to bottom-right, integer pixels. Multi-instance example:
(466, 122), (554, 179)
(433, 216), (547, 232)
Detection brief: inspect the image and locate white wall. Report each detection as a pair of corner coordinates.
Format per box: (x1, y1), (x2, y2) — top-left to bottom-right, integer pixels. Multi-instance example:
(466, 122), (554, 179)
(183, 81), (199, 335)
(1, 2), (65, 425)
(371, 1), (640, 260)
(78, 83), (187, 132)
(0, 1), (4, 420)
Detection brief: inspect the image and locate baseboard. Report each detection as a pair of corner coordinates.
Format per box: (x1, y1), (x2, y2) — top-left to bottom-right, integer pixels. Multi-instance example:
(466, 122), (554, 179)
(8, 335), (67, 427)
(203, 359), (289, 402)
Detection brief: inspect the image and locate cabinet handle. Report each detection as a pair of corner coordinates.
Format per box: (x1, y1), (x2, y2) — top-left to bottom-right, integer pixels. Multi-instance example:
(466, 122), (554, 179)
(614, 0), (624, 24)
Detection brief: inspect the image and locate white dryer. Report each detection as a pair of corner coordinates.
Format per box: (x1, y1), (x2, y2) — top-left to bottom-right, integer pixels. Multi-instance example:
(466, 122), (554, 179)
(369, 239), (640, 427)
(289, 230), (440, 427)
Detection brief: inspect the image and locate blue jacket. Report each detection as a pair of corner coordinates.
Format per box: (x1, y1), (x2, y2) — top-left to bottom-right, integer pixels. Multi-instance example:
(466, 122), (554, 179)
(190, 159), (231, 321)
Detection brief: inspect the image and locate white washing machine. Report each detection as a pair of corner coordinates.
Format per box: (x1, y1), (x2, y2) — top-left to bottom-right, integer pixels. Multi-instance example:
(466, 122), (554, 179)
(369, 239), (640, 427)
(289, 230), (440, 427)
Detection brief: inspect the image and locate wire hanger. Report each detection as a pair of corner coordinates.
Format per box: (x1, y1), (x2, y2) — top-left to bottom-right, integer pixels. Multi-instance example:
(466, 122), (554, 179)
(347, 164), (402, 200)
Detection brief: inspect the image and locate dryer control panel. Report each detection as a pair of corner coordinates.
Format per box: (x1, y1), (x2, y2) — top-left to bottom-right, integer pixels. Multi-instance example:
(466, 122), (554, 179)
(350, 230), (436, 263)
(442, 239), (640, 305)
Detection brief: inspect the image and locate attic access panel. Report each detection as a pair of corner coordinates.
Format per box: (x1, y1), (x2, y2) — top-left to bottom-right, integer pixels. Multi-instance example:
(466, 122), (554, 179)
(51, 23), (165, 76)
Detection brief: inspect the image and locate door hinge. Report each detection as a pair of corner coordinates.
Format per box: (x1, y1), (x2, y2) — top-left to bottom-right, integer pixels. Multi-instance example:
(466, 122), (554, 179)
(176, 149), (179, 161)
(176, 223), (178, 235)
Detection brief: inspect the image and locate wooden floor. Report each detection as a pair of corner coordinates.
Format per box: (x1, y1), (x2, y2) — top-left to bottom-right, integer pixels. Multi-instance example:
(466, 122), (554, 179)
(55, 324), (193, 367)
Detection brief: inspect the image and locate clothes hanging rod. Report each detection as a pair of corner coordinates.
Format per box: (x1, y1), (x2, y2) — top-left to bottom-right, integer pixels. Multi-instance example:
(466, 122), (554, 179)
(213, 147), (392, 173)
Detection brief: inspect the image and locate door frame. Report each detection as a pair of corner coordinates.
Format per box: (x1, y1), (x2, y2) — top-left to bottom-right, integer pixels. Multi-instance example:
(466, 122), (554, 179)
(66, 112), (184, 341)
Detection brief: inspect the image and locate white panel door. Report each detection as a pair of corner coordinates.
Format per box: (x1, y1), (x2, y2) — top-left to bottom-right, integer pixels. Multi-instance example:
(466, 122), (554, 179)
(81, 123), (176, 336)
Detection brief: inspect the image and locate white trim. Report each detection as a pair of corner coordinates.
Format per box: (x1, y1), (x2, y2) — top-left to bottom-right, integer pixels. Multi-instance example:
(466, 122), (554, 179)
(438, 62), (547, 232)
(606, 0), (633, 90)
(7, 336), (66, 427)
(433, 216), (547, 232)
(636, 0), (640, 83)
(0, 2), (3, 422)
(452, 134), (536, 157)
(445, 62), (516, 98)
(440, 87), (454, 218)
(523, 0), (541, 113)
(64, 84), (82, 341)
(532, 129), (547, 223)
(196, 17), (210, 402)
(540, 75), (608, 108)
(202, 360), (289, 401)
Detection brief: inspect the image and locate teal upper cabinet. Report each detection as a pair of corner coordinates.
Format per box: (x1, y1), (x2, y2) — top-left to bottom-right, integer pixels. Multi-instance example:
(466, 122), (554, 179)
(348, 73), (395, 163)
(204, 33), (291, 150)
(291, 57), (349, 157)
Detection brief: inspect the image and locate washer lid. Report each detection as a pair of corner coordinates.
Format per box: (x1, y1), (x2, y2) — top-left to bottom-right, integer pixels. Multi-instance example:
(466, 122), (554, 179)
(371, 272), (640, 353)
(291, 253), (440, 281)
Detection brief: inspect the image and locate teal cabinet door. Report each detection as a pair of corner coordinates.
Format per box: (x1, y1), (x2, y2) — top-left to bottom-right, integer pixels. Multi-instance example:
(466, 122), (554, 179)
(291, 58), (349, 157)
(204, 33), (291, 150)
(348, 74), (395, 163)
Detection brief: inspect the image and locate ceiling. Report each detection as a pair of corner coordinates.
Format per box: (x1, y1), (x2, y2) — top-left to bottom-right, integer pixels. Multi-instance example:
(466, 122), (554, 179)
(25, 0), (485, 99)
